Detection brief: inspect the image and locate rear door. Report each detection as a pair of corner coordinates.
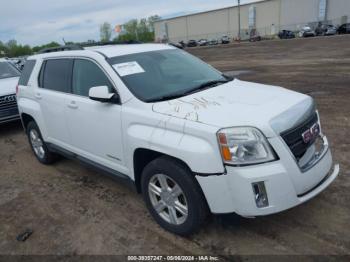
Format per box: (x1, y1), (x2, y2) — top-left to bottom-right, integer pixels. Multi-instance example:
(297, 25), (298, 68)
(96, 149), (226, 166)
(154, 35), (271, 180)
(37, 58), (73, 147)
(65, 58), (125, 172)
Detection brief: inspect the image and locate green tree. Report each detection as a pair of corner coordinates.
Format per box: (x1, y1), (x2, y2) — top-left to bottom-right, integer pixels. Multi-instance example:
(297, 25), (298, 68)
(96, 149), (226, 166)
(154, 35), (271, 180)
(115, 15), (161, 43)
(100, 22), (112, 42)
(123, 19), (139, 40)
(138, 18), (148, 34)
(32, 41), (60, 53)
(0, 41), (8, 57)
(6, 39), (17, 50)
(4, 40), (33, 57)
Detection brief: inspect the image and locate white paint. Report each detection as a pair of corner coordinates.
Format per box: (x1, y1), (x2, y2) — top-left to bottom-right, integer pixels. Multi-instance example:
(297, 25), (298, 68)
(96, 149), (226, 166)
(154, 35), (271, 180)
(0, 76), (19, 97)
(17, 45), (339, 223)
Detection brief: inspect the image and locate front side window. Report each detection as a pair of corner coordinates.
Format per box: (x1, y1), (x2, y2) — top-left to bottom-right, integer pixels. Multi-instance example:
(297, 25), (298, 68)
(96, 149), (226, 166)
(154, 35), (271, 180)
(0, 61), (21, 80)
(108, 49), (227, 102)
(42, 59), (73, 93)
(72, 59), (113, 97)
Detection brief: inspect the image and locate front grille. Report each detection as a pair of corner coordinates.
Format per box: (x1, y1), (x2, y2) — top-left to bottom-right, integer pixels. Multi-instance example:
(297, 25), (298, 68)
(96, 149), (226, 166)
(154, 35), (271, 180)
(0, 107), (19, 119)
(0, 94), (17, 108)
(0, 94), (18, 119)
(281, 112), (319, 159)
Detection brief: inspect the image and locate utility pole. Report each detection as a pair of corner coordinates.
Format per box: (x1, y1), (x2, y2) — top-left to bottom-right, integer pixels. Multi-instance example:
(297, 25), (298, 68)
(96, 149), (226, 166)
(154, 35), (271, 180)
(238, 0), (241, 41)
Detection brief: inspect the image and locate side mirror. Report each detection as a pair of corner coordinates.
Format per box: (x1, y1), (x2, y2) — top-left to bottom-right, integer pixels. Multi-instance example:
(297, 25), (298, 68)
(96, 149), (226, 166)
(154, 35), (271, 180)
(89, 86), (119, 103)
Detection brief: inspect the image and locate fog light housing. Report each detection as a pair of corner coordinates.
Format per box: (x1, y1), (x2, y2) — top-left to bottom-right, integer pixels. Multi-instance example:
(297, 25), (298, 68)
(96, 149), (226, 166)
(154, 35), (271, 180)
(252, 182), (269, 208)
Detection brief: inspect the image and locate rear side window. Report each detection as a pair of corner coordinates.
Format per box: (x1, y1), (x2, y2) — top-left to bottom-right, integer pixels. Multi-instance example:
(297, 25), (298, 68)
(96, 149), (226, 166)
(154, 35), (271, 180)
(42, 59), (73, 93)
(72, 59), (113, 97)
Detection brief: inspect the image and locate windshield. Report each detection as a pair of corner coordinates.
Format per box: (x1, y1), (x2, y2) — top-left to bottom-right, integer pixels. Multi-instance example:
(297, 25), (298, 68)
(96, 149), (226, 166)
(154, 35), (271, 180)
(0, 62), (21, 79)
(108, 49), (227, 102)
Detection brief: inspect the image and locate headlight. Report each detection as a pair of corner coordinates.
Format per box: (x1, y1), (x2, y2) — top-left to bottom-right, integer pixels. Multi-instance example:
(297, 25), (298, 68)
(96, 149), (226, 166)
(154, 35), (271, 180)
(217, 127), (277, 165)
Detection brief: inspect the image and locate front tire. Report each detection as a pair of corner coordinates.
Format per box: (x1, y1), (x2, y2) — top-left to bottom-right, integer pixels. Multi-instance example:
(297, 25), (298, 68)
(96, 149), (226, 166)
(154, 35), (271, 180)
(141, 156), (208, 236)
(26, 121), (56, 165)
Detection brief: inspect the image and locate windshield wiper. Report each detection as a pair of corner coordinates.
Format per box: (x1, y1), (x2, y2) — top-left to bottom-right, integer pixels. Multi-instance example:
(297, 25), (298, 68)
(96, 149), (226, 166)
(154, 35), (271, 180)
(147, 79), (231, 103)
(195, 79), (230, 90)
(176, 79), (230, 97)
(222, 73), (234, 81)
(146, 92), (192, 103)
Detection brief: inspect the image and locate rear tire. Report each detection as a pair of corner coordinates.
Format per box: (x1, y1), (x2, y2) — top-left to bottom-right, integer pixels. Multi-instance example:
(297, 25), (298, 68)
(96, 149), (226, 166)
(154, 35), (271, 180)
(141, 156), (209, 236)
(26, 121), (56, 165)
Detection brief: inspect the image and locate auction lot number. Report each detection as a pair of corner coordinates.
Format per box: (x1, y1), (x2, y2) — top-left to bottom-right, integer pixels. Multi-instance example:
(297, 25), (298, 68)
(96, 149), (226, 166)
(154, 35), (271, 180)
(128, 256), (219, 261)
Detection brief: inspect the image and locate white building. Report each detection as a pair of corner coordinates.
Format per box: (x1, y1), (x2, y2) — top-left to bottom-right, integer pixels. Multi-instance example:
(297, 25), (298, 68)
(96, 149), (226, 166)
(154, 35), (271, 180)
(154, 0), (350, 42)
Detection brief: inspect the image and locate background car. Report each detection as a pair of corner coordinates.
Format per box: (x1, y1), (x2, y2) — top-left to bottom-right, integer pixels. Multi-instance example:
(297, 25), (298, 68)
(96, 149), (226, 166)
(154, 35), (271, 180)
(278, 30), (296, 39)
(220, 35), (230, 44)
(0, 58), (21, 124)
(249, 29), (262, 42)
(16, 57), (27, 70)
(315, 24), (337, 36)
(299, 26), (316, 37)
(178, 41), (186, 48)
(187, 40), (198, 47)
(337, 23), (350, 34)
(324, 25), (337, 36)
(208, 39), (218, 45)
(198, 39), (208, 46)
(168, 42), (184, 49)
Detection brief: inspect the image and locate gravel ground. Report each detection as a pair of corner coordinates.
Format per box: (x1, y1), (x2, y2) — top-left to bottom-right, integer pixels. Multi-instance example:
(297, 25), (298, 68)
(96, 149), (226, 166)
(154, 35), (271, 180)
(0, 35), (349, 257)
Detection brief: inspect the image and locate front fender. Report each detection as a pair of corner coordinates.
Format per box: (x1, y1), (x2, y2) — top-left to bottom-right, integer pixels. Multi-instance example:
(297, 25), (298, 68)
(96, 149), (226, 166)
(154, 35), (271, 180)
(123, 113), (225, 179)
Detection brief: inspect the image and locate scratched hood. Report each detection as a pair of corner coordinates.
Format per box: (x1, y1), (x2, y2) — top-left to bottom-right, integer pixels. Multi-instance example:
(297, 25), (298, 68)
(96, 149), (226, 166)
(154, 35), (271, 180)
(152, 79), (314, 137)
(0, 77), (19, 96)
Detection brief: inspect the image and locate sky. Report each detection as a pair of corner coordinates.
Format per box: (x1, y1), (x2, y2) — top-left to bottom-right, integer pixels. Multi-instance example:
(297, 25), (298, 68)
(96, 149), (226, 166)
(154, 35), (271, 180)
(0, 0), (259, 46)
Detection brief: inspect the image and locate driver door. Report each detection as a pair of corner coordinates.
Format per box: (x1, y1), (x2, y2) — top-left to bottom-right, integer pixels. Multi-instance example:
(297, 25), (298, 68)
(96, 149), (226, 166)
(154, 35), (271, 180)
(65, 58), (125, 173)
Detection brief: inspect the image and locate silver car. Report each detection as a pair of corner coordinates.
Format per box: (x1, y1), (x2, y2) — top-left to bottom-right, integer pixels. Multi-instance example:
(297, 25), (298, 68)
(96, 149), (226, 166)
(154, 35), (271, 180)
(299, 26), (316, 37)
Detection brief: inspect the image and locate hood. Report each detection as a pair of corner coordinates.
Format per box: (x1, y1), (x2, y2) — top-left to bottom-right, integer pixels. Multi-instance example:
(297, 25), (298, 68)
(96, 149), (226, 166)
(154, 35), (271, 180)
(152, 79), (314, 138)
(0, 77), (19, 96)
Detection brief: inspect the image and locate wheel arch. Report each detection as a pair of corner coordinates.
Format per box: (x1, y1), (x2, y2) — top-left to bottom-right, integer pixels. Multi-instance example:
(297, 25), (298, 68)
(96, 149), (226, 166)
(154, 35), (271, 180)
(21, 113), (36, 131)
(133, 148), (195, 194)
(18, 97), (48, 139)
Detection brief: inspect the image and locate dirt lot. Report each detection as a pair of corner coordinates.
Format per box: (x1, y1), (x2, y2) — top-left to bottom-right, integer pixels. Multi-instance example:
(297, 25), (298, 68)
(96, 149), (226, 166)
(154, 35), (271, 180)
(0, 35), (349, 257)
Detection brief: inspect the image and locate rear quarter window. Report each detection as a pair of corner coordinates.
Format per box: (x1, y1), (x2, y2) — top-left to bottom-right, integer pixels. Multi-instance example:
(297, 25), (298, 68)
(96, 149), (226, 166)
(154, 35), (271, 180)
(18, 60), (36, 86)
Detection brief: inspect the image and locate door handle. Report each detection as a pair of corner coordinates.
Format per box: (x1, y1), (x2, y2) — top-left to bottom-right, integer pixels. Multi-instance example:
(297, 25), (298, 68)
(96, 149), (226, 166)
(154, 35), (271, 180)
(34, 93), (42, 100)
(68, 101), (78, 109)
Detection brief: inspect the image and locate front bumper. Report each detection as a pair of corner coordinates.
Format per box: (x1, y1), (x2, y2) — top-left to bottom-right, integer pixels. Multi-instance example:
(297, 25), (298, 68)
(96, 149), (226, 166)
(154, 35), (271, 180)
(196, 136), (340, 216)
(0, 105), (20, 124)
(0, 114), (20, 124)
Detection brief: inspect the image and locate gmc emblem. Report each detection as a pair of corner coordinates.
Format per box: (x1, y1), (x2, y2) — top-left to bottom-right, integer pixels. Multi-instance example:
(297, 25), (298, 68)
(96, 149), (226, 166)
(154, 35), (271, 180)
(0, 95), (16, 104)
(302, 123), (320, 144)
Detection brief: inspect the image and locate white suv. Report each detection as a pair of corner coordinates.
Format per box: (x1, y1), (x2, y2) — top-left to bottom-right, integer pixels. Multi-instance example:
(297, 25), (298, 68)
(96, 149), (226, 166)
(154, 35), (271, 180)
(17, 44), (339, 235)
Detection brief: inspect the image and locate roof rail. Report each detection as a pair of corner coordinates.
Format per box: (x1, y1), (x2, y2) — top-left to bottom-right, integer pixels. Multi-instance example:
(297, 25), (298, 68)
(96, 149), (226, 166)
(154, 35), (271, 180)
(81, 40), (143, 47)
(37, 44), (84, 54)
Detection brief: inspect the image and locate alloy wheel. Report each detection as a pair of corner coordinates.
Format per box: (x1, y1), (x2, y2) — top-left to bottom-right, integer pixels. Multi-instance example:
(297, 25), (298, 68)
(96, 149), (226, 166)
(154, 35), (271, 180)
(148, 174), (188, 225)
(29, 129), (45, 159)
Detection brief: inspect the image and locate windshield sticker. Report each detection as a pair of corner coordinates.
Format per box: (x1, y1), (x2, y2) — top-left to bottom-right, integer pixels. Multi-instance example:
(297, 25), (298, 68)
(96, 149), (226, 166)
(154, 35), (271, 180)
(113, 61), (145, 77)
